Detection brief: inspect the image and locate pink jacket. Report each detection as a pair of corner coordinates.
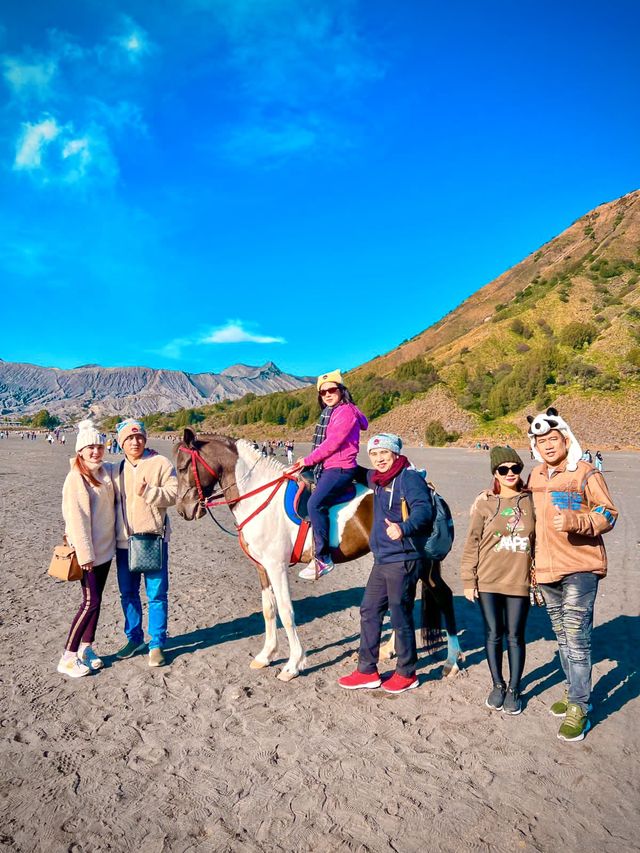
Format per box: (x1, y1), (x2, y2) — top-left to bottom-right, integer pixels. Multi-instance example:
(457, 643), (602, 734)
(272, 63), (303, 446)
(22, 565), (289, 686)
(303, 403), (368, 470)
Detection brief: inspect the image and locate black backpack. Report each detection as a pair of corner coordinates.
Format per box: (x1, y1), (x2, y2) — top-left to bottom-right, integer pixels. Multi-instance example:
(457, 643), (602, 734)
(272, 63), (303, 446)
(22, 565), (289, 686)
(400, 470), (455, 562)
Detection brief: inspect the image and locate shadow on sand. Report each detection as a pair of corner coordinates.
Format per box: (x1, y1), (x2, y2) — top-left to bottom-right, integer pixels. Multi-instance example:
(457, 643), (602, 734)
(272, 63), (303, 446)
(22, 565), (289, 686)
(121, 585), (638, 725)
(161, 585), (366, 663)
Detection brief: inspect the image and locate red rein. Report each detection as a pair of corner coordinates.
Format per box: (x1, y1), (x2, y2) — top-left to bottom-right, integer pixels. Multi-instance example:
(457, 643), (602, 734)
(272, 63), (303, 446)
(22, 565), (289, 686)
(178, 446), (296, 532)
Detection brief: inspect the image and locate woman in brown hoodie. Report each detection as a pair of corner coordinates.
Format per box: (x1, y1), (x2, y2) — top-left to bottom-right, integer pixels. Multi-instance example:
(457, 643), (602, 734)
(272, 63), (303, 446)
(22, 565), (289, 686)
(461, 447), (535, 715)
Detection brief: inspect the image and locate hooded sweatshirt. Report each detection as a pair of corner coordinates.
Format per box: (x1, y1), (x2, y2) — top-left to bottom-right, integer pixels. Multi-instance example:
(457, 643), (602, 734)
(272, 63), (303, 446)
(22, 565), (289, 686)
(303, 402), (368, 470)
(460, 491), (534, 597)
(62, 460), (116, 567)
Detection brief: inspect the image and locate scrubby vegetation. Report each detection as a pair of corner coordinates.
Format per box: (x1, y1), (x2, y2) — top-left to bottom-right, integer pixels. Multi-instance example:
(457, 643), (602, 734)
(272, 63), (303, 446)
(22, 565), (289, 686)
(425, 420), (460, 446)
(20, 409), (61, 429)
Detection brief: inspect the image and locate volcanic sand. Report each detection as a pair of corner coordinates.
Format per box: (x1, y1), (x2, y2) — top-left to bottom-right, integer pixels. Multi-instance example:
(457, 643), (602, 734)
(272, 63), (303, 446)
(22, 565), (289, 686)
(0, 436), (638, 852)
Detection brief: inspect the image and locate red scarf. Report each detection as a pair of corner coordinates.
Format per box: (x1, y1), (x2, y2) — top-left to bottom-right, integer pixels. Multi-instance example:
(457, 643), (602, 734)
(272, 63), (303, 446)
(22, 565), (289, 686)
(371, 454), (411, 488)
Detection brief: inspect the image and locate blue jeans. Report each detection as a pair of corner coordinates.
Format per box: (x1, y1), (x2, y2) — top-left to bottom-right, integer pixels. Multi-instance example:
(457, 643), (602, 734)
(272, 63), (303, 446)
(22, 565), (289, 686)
(307, 467), (356, 562)
(116, 545), (169, 650)
(540, 572), (599, 712)
(358, 559), (421, 677)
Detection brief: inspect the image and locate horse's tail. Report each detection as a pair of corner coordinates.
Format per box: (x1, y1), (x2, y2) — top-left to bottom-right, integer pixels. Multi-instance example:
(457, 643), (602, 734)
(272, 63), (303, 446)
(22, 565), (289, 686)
(420, 560), (457, 653)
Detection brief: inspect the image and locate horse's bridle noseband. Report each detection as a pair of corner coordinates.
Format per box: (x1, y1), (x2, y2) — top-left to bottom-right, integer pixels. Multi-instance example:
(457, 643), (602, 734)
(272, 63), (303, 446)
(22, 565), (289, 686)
(178, 445), (223, 505)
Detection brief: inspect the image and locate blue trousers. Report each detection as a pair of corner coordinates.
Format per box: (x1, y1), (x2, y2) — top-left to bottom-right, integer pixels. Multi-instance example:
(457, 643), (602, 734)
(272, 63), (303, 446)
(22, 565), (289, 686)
(540, 572), (599, 712)
(358, 559), (421, 677)
(116, 545), (169, 650)
(307, 467), (356, 562)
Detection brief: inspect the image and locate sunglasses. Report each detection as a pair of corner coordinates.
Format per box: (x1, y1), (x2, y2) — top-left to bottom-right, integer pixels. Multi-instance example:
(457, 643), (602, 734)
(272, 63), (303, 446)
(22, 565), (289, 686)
(495, 464), (523, 476)
(320, 386), (340, 396)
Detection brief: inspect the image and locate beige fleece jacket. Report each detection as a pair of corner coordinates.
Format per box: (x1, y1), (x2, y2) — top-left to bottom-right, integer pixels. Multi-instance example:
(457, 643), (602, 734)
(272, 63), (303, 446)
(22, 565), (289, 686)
(460, 491), (535, 597)
(114, 450), (177, 548)
(61, 460), (116, 567)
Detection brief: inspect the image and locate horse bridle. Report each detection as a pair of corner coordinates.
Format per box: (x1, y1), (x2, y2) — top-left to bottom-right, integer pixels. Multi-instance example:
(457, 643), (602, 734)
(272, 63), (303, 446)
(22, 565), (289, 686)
(178, 445), (225, 505)
(178, 443), (296, 532)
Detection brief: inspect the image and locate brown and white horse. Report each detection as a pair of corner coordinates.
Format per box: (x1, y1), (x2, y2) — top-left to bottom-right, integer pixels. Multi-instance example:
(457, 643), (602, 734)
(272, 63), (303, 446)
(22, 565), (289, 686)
(174, 429), (373, 681)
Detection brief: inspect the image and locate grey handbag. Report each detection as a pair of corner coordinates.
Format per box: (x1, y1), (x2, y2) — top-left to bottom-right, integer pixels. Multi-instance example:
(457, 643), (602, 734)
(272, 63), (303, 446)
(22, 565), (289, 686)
(119, 462), (165, 574)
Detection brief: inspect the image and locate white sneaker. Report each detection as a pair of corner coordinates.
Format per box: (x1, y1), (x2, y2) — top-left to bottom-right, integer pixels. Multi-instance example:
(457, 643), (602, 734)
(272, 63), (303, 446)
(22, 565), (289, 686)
(57, 656), (91, 678)
(80, 646), (103, 671)
(298, 559), (334, 580)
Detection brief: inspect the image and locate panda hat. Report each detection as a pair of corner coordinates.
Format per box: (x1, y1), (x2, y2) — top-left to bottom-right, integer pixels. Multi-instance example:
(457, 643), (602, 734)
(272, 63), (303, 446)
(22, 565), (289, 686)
(526, 407), (583, 471)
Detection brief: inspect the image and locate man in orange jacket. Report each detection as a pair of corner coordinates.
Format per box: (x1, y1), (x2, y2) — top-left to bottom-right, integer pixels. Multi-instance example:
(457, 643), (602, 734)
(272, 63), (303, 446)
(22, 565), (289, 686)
(527, 408), (617, 742)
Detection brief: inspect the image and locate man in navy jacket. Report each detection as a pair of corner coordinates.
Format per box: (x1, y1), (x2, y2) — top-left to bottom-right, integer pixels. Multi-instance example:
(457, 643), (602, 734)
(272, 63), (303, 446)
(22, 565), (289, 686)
(338, 433), (434, 694)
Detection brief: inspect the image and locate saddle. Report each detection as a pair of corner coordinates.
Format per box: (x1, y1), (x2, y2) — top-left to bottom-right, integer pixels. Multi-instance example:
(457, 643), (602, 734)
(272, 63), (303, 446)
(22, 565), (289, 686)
(284, 466), (368, 524)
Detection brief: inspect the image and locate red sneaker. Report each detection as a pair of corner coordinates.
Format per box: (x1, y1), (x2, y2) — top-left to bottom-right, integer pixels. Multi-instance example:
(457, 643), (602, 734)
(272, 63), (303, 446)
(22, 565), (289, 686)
(381, 673), (419, 693)
(338, 669), (382, 690)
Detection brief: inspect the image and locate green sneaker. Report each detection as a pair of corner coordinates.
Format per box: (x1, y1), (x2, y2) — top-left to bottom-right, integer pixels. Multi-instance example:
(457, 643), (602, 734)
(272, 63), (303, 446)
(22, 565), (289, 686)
(557, 703), (591, 742)
(550, 691), (592, 718)
(550, 690), (569, 717)
(116, 640), (147, 659)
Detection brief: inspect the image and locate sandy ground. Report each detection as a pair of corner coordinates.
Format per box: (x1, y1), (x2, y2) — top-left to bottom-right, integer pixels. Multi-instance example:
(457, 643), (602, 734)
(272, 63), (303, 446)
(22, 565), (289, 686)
(0, 435), (638, 853)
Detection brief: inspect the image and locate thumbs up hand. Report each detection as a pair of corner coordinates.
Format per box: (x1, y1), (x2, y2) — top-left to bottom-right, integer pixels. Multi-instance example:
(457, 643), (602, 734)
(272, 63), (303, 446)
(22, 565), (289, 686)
(136, 476), (148, 497)
(552, 505), (567, 531)
(384, 518), (403, 541)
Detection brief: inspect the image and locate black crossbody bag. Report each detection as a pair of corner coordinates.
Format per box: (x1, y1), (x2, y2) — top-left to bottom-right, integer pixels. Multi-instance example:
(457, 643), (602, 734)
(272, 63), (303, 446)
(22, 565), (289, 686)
(119, 462), (165, 573)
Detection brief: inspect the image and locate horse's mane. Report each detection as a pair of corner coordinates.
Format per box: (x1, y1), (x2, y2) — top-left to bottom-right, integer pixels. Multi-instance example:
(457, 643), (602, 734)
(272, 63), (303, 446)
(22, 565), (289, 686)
(192, 433), (238, 453)
(236, 439), (286, 474)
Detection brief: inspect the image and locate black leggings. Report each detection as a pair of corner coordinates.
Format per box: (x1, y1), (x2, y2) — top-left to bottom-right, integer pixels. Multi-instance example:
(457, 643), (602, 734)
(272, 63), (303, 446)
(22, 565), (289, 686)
(478, 592), (529, 689)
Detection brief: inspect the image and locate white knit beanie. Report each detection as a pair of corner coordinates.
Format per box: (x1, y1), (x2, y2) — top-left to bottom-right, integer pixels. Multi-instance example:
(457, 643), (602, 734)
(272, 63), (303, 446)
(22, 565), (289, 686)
(75, 419), (104, 452)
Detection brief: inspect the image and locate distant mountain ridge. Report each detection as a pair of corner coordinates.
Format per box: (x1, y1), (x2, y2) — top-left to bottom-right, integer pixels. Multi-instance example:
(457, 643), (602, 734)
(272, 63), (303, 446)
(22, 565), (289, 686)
(0, 360), (312, 420)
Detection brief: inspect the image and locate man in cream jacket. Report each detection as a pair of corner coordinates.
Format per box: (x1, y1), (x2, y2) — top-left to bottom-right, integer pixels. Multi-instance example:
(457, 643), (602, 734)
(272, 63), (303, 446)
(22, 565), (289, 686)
(114, 419), (178, 667)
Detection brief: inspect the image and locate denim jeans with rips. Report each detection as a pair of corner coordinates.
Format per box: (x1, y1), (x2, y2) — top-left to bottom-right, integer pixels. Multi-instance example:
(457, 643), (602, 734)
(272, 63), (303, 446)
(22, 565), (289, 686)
(540, 571), (599, 712)
(116, 545), (169, 650)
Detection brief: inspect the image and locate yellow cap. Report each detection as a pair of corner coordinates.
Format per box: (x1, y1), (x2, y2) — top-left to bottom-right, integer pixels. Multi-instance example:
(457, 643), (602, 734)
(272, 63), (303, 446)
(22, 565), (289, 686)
(317, 369), (343, 391)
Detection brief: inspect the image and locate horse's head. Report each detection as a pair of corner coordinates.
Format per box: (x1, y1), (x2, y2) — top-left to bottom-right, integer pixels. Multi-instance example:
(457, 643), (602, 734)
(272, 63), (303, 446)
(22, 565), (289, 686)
(174, 428), (223, 521)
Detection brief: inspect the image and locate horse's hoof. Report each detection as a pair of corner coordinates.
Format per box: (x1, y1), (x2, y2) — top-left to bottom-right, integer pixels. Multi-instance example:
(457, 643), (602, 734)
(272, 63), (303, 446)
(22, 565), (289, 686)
(379, 640), (396, 661)
(442, 654), (464, 678)
(277, 669), (298, 682)
(250, 658), (270, 669)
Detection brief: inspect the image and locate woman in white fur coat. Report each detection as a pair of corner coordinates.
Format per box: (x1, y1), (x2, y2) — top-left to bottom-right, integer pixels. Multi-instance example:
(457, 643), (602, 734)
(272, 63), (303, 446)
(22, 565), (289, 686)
(58, 420), (116, 678)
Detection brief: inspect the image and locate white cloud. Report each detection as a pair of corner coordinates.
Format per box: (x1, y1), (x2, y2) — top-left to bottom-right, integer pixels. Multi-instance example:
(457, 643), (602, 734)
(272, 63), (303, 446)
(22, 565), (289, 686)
(104, 18), (155, 67)
(3, 21), (152, 188)
(154, 338), (193, 360)
(201, 321), (285, 344)
(14, 118), (61, 169)
(154, 321), (285, 360)
(13, 116), (117, 184)
(2, 56), (57, 100)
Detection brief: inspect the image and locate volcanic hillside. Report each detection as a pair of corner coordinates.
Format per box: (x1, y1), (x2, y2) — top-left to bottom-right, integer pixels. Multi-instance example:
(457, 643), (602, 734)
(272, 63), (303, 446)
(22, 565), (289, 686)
(342, 189), (640, 448)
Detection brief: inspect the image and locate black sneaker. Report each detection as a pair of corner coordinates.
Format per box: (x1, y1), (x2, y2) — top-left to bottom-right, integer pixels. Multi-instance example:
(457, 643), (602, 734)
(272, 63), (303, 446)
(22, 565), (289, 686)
(116, 640), (147, 659)
(502, 687), (522, 715)
(485, 684), (506, 710)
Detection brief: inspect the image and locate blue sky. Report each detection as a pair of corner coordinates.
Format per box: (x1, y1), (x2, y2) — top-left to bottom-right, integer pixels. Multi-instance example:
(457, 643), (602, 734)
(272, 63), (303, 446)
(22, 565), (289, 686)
(2, 0), (639, 377)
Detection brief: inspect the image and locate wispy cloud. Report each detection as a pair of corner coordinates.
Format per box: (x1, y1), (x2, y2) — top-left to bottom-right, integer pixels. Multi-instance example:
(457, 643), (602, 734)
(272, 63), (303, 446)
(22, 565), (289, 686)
(155, 337), (193, 360)
(2, 20), (153, 187)
(201, 321), (285, 344)
(13, 116), (117, 184)
(103, 17), (155, 68)
(2, 56), (57, 101)
(14, 118), (60, 169)
(196, 0), (383, 163)
(154, 321), (286, 361)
